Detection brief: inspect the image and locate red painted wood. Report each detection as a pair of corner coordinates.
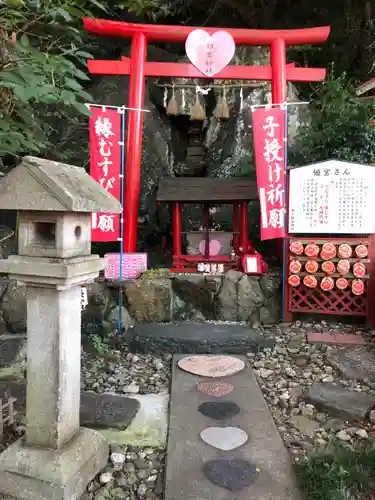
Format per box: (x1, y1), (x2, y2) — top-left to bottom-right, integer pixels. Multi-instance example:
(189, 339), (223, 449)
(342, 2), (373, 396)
(367, 233), (375, 326)
(283, 171), (293, 322)
(87, 59), (326, 82)
(271, 38), (287, 262)
(83, 18), (330, 45)
(173, 203), (182, 263)
(175, 255), (234, 262)
(286, 237), (370, 319)
(122, 32), (147, 252)
(271, 38), (287, 103)
(83, 19), (330, 272)
(88, 59), (130, 74)
(232, 204), (240, 253)
(240, 203), (248, 252)
(122, 56), (296, 67)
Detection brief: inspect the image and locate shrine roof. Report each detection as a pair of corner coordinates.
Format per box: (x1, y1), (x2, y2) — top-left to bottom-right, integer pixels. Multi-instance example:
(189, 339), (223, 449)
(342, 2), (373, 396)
(157, 177), (258, 203)
(0, 156), (122, 213)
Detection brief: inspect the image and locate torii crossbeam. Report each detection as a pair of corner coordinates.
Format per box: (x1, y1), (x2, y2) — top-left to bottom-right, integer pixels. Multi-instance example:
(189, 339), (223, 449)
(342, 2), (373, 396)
(83, 18), (330, 253)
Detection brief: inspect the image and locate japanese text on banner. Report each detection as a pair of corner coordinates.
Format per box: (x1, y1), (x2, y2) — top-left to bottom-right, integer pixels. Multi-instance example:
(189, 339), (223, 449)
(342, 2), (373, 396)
(252, 107), (286, 240)
(89, 106), (122, 242)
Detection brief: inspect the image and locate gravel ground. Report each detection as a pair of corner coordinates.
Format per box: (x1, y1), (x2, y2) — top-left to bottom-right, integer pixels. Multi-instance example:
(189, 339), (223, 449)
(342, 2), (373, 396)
(2, 320), (375, 500)
(80, 346), (171, 499)
(248, 320), (375, 463)
(84, 445), (165, 500)
(81, 350), (172, 395)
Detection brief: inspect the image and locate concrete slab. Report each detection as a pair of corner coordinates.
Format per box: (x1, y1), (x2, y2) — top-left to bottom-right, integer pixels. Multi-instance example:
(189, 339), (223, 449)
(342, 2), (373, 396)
(130, 322), (275, 354)
(165, 355), (301, 500)
(0, 382), (168, 447)
(100, 393), (169, 447)
(0, 381), (141, 430)
(80, 392), (140, 430)
(307, 332), (368, 345)
(0, 334), (26, 368)
(304, 383), (375, 422)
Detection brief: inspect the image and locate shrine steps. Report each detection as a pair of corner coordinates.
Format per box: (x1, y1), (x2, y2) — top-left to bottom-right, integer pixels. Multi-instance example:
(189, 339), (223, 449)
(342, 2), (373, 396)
(129, 322), (275, 354)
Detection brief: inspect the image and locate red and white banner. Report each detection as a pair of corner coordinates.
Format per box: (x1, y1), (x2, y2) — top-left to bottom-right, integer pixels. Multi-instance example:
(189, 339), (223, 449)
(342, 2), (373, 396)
(252, 107), (286, 240)
(89, 106), (122, 242)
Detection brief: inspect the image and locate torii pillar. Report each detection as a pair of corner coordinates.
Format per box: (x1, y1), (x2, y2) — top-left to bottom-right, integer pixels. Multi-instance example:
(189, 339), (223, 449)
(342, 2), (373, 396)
(83, 19), (330, 252)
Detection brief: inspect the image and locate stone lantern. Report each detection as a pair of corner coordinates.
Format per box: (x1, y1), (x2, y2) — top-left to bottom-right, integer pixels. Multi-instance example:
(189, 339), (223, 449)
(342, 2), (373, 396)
(0, 157), (122, 500)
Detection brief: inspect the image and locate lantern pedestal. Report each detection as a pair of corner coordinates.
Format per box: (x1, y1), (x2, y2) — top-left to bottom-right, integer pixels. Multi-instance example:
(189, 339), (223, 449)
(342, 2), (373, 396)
(0, 259), (109, 500)
(0, 427), (107, 500)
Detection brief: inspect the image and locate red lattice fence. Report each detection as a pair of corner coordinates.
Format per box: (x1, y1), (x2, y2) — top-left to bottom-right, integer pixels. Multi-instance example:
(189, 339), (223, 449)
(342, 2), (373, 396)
(285, 237), (371, 319)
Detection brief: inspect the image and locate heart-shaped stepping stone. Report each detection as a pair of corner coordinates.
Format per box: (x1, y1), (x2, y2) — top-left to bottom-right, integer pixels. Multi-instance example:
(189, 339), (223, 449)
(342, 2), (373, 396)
(198, 401), (240, 420)
(185, 29), (236, 77)
(203, 459), (258, 491)
(200, 427), (248, 451)
(178, 356), (245, 378)
(197, 381), (234, 398)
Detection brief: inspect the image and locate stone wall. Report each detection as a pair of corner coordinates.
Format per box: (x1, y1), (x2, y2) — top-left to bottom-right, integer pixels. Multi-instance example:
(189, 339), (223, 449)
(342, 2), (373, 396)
(0, 270), (281, 338)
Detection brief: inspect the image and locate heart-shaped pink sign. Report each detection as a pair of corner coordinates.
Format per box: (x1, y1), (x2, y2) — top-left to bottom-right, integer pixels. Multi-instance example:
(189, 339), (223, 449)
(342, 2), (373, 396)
(198, 239), (221, 256)
(185, 29), (236, 77)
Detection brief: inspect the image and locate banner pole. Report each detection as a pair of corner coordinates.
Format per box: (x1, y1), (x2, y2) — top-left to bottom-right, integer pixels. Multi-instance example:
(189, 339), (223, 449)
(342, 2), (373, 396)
(86, 103), (150, 112)
(117, 107), (126, 334)
(281, 103), (288, 322)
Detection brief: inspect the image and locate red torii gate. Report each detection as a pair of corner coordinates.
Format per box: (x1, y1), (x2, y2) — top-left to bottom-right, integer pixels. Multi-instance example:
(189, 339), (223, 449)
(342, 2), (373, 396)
(83, 18), (331, 253)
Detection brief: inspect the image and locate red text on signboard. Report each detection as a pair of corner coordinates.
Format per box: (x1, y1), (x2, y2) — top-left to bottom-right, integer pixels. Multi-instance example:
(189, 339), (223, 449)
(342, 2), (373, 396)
(252, 107), (286, 240)
(89, 106), (122, 242)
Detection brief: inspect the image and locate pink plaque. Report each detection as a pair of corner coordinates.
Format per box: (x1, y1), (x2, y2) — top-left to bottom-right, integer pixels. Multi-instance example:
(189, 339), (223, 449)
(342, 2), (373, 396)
(104, 252), (147, 280)
(178, 355), (245, 378)
(197, 381), (234, 397)
(185, 29), (236, 77)
(198, 239), (221, 256)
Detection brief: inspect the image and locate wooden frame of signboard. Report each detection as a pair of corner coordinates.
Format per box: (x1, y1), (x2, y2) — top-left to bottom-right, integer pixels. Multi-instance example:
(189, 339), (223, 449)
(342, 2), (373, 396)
(284, 159), (375, 326)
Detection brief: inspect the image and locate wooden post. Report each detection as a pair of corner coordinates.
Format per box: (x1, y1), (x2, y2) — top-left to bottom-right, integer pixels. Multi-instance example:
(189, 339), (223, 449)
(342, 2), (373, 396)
(122, 32), (147, 252)
(271, 37), (287, 262)
(202, 204), (210, 258)
(233, 203), (240, 253)
(8, 397), (14, 426)
(173, 202), (182, 267)
(0, 399), (3, 440)
(283, 170), (293, 322)
(240, 202), (249, 253)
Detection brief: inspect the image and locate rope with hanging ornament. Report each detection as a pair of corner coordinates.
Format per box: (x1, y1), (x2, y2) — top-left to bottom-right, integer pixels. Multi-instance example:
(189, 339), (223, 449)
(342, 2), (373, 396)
(190, 85), (211, 121)
(166, 82), (180, 116)
(158, 80), (265, 120)
(213, 85), (229, 119)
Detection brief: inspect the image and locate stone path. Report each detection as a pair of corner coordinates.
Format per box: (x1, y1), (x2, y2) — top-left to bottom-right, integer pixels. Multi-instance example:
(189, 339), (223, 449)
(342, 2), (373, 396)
(165, 354), (301, 500)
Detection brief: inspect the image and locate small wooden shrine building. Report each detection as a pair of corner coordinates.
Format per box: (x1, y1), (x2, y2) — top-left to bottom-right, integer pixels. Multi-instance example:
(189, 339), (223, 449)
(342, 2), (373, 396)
(157, 177), (258, 272)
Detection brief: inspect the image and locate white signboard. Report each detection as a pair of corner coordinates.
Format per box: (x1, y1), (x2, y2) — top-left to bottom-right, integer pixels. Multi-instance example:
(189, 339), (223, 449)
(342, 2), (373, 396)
(288, 160), (375, 234)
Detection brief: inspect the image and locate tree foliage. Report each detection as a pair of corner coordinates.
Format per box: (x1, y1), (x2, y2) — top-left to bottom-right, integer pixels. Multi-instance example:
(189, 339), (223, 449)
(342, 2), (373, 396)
(0, 0), (172, 166)
(0, 0), (102, 163)
(290, 74), (375, 165)
(0, 0), (374, 168)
